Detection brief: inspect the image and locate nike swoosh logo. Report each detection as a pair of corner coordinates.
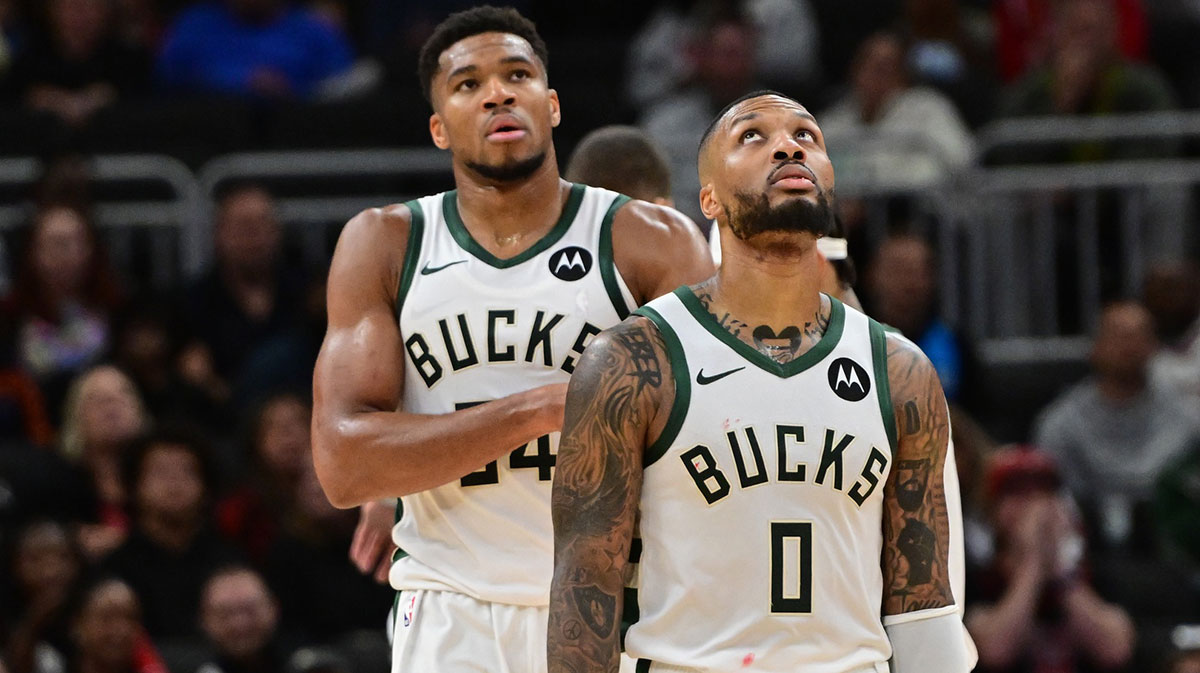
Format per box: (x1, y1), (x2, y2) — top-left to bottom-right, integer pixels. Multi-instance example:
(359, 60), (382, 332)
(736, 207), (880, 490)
(420, 260), (468, 275)
(696, 366), (745, 385)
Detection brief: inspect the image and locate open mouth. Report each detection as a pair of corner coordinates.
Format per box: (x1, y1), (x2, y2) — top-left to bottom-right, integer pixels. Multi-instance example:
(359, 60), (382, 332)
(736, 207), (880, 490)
(486, 116), (527, 142)
(770, 163), (815, 190)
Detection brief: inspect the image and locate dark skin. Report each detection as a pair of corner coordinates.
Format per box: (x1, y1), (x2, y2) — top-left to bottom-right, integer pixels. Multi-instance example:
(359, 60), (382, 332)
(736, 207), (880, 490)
(311, 31), (713, 509)
(548, 94), (954, 672)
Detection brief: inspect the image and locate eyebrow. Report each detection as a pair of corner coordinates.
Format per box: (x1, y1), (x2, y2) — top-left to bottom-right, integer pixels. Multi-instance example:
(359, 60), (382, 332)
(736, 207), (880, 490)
(446, 64), (477, 81)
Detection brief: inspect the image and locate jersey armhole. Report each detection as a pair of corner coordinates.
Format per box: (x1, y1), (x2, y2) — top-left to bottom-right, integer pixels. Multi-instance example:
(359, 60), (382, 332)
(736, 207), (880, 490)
(393, 199), (425, 319)
(631, 305), (690, 467)
(599, 194), (634, 319)
(869, 318), (899, 454)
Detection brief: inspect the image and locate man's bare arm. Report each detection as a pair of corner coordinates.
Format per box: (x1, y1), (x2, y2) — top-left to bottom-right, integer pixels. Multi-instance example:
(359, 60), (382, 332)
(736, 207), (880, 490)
(311, 207), (565, 508)
(882, 334), (956, 615)
(548, 317), (670, 673)
(613, 201), (716, 305)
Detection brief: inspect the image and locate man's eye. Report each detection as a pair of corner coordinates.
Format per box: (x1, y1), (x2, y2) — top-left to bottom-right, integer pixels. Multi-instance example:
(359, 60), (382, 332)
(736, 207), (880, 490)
(741, 130), (760, 142)
(511, 70), (530, 80)
(457, 79), (477, 91)
(797, 129), (815, 140)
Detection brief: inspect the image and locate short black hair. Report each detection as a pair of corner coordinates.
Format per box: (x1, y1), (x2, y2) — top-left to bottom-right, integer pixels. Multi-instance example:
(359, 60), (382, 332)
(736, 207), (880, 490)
(564, 126), (672, 202)
(697, 89), (802, 157)
(417, 6), (549, 105)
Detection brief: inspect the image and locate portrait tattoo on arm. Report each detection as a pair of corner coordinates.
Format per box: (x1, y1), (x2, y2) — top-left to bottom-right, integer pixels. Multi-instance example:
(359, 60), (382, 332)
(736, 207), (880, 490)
(881, 336), (954, 615)
(548, 318), (671, 673)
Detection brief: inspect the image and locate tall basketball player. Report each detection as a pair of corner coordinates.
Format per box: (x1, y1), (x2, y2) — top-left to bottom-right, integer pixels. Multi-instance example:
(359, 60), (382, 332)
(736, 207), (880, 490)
(311, 7), (713, 673)
(548, 91), (972, 672)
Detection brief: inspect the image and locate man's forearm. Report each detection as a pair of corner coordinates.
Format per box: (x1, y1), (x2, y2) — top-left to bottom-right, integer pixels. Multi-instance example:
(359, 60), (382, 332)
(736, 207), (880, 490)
(313, 387), (558, 506)
(547, 550), (624, 673)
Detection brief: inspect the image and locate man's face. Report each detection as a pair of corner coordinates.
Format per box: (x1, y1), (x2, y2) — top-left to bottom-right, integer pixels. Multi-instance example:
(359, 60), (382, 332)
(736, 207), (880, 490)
(1092, 303), (1158, 383)
(137, 445), (204, 522)
(700, 95), (836, 242)
(216, 189), (280, 273)
(428, 32), (559, 183)
(201, 572), (278, 660)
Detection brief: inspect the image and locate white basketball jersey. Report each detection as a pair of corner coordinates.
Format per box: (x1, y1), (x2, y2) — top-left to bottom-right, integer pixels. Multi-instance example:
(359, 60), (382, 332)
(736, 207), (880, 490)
(390, 184), (636, 606)
(626, 288), (896, 673)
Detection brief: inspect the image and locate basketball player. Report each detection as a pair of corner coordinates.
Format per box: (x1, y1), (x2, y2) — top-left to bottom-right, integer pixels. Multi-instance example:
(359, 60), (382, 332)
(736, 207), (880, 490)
(565, 125), (675, 207)
(311, 6), (713, 673)
(548, 91), (972, 672)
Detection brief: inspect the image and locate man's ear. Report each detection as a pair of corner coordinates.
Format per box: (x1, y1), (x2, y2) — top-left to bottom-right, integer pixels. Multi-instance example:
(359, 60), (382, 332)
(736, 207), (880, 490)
(699, 184), (722, 222)
(429, 113), (450, 150)
(548, 89), (561, 128)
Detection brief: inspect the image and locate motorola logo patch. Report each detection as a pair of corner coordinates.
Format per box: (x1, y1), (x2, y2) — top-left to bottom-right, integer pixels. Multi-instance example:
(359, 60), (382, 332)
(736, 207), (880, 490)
(548, 246), (593, 281)
(827, 357), (870, 402)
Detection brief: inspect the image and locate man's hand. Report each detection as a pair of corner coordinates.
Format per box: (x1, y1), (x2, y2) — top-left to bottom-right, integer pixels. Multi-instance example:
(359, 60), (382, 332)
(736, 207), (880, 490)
(350, 499), (398, 583)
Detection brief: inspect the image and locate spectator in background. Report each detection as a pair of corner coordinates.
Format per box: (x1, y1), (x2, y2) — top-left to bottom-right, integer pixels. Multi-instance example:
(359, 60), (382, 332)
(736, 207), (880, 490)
(197, 566), (294, 673)
(61, 577), (167, 673)
(102, 427), (240, 643)
(819, 32), (974, 190)
(181, 183), (313, 419)
(1034, 301), (1200, 552)
(899, 0), (996, 127)
(156, 0), (354, 100)
(1144, 260), (1200, 415)
(865, 233), (973, 403)
(993, 0), (1148, 84)
(3, 0), (150, 126)
(58, 365), (149, 560)
(641, 3), (758, 226)
(1000, 0), (1175, 162)
(564, 125), (674, 207)
(265, 463), (391, 644)
(626, 0), (819, 112)
(5, 205), (123, 418)
(966, 446), (1135, 673)
(2, 520), (83, 673)
(216, 393), (312, 566)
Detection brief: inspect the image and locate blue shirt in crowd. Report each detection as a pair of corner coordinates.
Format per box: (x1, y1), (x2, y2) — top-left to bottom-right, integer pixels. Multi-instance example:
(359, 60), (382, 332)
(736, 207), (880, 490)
(157, 2), (354, 99)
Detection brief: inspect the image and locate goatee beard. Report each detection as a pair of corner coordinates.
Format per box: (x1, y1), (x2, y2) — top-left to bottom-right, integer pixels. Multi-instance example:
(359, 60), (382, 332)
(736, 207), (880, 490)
(724, 188), (835, 241)
(466, 152), (547, 183)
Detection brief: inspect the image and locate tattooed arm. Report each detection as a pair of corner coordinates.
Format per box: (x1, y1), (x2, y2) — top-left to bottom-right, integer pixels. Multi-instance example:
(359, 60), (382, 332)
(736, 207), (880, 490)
(882, 333), (955, 616)
(548, 317), (673, 673)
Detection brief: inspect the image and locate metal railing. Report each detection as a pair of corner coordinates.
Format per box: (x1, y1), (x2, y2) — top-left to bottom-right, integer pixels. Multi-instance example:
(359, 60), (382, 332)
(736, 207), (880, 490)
(1, 112), (1197, 343)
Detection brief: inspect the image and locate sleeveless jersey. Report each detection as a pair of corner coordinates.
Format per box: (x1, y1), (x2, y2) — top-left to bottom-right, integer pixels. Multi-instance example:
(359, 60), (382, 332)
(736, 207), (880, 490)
(626, 288), (896, 673)
(390, 184), (636, 606)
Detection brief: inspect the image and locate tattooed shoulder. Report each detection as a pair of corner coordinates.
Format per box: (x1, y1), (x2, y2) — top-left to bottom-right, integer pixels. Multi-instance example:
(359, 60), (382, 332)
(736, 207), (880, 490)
(880, 332), (954, 615)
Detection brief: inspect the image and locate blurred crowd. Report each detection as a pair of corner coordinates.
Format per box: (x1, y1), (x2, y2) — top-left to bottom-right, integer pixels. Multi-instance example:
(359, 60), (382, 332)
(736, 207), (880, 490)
(1, 1), (1200, 673)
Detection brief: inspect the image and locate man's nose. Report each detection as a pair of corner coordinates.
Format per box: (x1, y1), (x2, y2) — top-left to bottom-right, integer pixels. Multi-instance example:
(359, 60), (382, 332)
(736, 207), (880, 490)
(482, 78), (516, 110)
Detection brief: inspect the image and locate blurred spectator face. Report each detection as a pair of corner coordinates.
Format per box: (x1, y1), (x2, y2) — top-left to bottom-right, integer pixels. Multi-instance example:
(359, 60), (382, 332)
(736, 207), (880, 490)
(1143, 261), (1200, 343)
(216, 188), (280, 277)
(1091, 302), (1157, 385)
(136, 443), (205, 522)
(114, 314), (172, 387)
(695, 21), (755, 101)
(868, 235), (936, 324)
(1053, 0), (1117, 64)
(201, 570), (278, 660)
(72, 580), (141, 671)
(32, 207), (93, 300)
(77, 366), (145, 454)
(50, 0), (111, 57)
(256, 395), (311, 480)
(14, 521), (80, 599)
(852, 34), (907, 119)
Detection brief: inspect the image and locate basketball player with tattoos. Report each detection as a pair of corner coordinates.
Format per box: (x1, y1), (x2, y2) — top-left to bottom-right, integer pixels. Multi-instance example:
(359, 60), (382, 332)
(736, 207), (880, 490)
(548, 91), (972, 672)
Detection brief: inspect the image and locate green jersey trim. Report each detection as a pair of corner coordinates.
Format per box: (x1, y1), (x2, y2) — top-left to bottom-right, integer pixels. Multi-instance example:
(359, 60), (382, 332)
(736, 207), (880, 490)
(394, 199), (425, 318)
(631, 305), (691, 468)
(869, 318), (898, 453)
(672, 287), (846, 379)
(599, 194), (633, 319)
(442, 183), (587, 268)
